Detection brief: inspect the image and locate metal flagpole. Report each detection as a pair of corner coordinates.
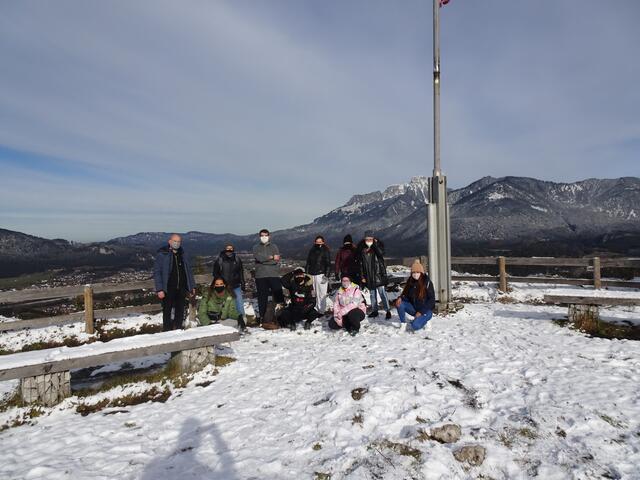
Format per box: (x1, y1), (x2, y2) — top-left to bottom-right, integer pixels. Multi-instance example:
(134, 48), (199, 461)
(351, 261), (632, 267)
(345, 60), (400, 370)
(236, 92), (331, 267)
(427, 0), (452, 312)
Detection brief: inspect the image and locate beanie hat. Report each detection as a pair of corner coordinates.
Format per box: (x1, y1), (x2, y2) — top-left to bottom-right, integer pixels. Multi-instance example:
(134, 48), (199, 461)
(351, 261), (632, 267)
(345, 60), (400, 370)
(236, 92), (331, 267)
(293, 267), (305, 274)
(343, 234), (353, 244)
(411, 260), (425, 274)
(364, 230), (374, 238)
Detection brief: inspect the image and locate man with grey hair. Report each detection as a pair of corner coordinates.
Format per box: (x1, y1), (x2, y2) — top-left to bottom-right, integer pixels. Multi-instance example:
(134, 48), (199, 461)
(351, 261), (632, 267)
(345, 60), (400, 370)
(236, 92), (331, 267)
(154, 233), (196, 331)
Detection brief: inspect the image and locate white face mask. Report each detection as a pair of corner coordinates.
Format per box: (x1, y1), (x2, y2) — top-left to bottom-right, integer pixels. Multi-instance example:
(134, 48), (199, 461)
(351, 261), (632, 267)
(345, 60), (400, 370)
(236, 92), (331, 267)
(365, 240), (373, 248)
(341, 281), (351, 289)
(260, 236), (269, 244)
(412, 272), (421, 280)
(170, 241), (181, 250)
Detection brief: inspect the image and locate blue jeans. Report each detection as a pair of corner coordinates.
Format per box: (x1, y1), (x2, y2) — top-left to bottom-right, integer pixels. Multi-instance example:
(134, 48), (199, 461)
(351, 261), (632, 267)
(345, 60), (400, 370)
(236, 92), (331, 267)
(233, 287), (245, 316)
(397, 300), (432, 330)
(369, 286), (390, 312)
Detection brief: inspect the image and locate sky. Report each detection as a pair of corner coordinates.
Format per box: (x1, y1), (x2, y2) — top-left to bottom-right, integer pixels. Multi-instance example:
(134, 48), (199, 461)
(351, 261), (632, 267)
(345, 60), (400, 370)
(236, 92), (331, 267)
(1, 0), (638, 242)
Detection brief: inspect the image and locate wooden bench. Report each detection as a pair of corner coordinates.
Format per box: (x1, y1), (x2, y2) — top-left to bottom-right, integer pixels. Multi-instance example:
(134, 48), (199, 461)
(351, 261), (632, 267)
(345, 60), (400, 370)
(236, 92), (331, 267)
(543, 294), (640, 330)
(0, 325), (239, 406)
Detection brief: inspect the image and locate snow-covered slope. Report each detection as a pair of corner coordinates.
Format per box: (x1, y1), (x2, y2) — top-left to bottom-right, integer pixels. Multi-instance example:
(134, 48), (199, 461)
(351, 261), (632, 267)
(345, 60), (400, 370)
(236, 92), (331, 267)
(1, 284), (639, 479)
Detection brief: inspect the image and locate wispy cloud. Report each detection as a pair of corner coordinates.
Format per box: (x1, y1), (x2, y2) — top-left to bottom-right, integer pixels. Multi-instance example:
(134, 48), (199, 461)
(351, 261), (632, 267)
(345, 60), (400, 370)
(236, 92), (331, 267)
(0, 0), (638, 240)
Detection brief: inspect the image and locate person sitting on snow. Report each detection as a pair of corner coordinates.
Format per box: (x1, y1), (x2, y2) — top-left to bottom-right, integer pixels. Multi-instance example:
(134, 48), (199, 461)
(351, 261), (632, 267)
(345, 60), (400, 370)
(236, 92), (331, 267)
(278, 267), (320, 330)
(394, 260), (435, 331)
(198, 277), (244, 330)
(329, 274), (366, 336)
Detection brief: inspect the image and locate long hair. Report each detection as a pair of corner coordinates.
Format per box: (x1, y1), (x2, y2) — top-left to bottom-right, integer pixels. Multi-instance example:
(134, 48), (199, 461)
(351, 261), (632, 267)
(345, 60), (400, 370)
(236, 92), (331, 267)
(208, 276), (236, 298)
(401, 273), (428, 301)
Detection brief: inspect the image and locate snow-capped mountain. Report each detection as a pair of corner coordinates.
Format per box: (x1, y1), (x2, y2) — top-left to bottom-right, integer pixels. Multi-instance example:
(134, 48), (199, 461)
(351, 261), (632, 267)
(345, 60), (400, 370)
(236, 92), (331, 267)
(274, 175), (640, 257)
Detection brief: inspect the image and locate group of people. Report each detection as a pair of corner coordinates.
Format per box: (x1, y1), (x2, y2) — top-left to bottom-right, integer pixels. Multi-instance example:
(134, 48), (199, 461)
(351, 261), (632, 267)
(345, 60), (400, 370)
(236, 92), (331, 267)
(153, 229), (435, 336)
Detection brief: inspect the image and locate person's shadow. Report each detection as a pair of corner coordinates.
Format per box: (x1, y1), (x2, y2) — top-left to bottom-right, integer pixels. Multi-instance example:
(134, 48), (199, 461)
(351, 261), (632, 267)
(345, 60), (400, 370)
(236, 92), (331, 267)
(140, 417), (238, 480)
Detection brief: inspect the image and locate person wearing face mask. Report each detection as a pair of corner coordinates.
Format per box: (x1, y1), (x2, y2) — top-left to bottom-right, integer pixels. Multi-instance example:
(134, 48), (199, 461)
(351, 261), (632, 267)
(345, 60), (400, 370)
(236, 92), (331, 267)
(305, 235), (331, 315)
(356, 231), (391, 319)
(154, 234), (196, 331)
(329, 274), (366, 335)
(213, 244), (246, 330)
(279, 267), (319, 330)
(335, 234), (358, 282)
(394, 260), (436, 331)
(198, 277), (241, 329)
(252, 228), (285, 326)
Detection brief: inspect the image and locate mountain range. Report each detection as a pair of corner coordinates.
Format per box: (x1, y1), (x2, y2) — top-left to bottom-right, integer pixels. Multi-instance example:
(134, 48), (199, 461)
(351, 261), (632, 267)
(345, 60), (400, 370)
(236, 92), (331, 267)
(1, 175), (639, 277)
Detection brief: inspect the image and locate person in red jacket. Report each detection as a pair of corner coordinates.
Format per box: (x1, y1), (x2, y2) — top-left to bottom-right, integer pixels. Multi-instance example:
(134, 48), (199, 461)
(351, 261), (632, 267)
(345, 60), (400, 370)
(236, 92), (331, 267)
(334, 234), (358, 282)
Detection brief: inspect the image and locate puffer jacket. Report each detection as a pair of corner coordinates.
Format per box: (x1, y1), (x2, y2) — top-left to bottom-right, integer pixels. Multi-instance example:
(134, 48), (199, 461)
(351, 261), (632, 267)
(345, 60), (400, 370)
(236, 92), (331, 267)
(198, 290), (239, 325)
(333, 283), (366, 327)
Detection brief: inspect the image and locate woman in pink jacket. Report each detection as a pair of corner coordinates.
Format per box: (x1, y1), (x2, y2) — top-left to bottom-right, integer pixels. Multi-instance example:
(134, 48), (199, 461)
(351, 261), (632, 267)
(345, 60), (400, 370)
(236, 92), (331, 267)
(329, 274), (367, 335)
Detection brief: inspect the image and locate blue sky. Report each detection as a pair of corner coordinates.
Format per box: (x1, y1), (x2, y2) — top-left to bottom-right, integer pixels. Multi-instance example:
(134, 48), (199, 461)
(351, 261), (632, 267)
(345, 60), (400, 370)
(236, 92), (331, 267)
(1, 0), (638, 241)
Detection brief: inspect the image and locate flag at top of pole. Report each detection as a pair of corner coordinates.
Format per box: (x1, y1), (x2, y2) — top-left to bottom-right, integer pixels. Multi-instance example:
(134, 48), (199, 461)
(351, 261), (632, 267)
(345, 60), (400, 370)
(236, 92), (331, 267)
(439, 0), (450, 6)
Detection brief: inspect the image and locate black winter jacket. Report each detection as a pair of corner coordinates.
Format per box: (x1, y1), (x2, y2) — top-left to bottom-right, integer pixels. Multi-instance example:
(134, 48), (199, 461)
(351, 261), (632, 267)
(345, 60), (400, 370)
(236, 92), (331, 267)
(305, 245), (331, 276)
(281, 271), (315, 312)
(356, 239), (388, 288)
(213, 251), (245, 289)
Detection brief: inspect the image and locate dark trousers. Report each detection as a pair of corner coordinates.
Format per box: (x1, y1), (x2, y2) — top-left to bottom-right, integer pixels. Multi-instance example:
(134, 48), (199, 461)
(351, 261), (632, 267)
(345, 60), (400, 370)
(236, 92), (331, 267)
(329, 308), (365, 333)
(162, 289), (187, 331)
(255, 277), (284, 318)
(279, 307), (320, 327)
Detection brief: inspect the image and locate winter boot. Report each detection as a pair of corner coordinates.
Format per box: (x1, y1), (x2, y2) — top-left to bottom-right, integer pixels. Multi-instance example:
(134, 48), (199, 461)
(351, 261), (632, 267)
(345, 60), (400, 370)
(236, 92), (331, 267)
(385, 311), (392, 320)
(303, 320), (313, 330)
(237, 315), (247, 331)
(367, 310), (379, 318)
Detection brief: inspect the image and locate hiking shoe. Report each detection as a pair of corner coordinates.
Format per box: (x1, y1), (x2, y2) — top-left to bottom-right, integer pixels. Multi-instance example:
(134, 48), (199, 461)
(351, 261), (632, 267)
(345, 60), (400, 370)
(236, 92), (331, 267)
(367, 311), (379, 318)
(385, 311), (392, 320)
(348, 330), (358, 337)
(262, 322), (280, 330)
(303, 320), (312, 330)
(288, 322), (296, 331)
(237, 315), (247, 331)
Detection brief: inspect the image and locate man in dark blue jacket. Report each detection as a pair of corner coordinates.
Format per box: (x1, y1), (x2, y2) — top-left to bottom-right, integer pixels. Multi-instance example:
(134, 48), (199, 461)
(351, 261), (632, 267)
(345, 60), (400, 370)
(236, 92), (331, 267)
(154, 234), (196, 331)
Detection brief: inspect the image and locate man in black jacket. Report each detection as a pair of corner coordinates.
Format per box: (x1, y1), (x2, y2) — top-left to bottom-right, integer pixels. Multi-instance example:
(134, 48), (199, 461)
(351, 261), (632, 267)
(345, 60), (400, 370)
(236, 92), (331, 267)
(356, 230), (391, 319)
(154, 234), (196, 331)
(279, 268), (320, 330)
(213, 244), (246, 329)
(305, 235), (331, 315)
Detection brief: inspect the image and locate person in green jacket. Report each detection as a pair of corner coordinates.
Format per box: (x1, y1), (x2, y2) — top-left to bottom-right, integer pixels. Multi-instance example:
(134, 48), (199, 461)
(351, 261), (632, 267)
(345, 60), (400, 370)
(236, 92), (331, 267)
(198, 277), (244, 330)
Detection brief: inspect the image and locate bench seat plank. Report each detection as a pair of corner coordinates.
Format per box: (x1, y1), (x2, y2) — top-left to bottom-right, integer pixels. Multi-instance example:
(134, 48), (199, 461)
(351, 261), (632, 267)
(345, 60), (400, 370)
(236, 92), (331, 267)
(0, 325), (239, 382)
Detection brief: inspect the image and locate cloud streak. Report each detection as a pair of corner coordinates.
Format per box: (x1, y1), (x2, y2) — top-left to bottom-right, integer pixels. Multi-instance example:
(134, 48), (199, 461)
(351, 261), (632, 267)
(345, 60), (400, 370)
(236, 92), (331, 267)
(0, 0), (638, 241)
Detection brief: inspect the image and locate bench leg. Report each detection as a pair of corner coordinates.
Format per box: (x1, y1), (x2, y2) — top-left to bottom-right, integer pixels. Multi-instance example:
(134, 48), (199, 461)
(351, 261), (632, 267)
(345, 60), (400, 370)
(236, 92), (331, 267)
(568, 304), (600, 332)
(20, 371), (71, 407)
(171, 346), (216, 374)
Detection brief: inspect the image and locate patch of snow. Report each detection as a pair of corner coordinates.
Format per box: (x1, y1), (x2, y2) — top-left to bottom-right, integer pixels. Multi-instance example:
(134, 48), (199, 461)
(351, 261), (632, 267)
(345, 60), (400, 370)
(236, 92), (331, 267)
(487, 191), (506, 201)
(530, 205), (548, 212)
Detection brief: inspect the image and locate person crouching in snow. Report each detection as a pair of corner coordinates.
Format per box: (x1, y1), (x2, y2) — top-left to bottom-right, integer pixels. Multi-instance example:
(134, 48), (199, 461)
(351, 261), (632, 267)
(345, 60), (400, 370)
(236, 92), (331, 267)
(329, 274), (366, 336)
(394, 260), (435, 331)
(279, 268), (320, 330)
(198, 277), (243, 330)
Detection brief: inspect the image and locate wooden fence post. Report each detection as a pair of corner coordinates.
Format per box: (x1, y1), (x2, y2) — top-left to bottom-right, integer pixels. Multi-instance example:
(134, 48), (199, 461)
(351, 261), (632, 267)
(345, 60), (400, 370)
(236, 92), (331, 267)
(592, 257), (601, 290)
(84, 285), (94, 334)
(498, 256), (507, 293)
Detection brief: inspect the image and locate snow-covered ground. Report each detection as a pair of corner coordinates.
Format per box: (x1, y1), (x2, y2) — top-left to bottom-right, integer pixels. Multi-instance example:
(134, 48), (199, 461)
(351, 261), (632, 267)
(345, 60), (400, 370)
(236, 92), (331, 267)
(1, 280), (639, 479)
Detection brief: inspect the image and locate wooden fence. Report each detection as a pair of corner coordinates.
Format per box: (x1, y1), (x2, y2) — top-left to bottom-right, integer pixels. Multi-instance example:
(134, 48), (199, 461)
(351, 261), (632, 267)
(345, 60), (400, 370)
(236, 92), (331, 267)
(1, 257), (638, 332)
(388, 256), (640, 292)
